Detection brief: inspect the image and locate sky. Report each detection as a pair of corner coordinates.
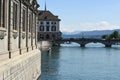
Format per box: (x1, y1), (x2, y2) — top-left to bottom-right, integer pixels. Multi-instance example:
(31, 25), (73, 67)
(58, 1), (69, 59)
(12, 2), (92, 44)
(38, 0), (120, 32)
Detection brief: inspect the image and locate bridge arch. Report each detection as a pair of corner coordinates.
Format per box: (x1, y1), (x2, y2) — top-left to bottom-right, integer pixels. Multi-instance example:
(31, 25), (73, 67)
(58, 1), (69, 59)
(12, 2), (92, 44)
(85, 42), (105, 47)
(55, 38), (120, 47)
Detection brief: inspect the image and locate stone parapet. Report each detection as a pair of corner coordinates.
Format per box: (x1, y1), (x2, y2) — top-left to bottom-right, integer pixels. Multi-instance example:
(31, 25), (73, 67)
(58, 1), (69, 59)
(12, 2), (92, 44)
(0, 49), (41, 80)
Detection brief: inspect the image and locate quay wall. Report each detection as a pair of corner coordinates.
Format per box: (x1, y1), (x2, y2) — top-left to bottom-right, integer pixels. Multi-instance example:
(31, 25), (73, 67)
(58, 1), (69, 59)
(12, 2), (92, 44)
(0, 49), (41, 80)
(38, 41), (52, 49)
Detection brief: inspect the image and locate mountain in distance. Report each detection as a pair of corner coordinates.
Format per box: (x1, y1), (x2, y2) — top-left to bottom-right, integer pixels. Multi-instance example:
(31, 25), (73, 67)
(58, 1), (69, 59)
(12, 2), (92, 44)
(62, 29), (120, 39)
(62, 31), (81, 35)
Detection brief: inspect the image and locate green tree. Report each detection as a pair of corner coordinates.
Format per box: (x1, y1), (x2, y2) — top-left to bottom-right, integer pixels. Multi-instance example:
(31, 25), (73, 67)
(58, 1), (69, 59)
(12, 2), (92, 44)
(102, 35), (109, 39)
(102, 31), (120, 39)
(113, 31), (119, 39)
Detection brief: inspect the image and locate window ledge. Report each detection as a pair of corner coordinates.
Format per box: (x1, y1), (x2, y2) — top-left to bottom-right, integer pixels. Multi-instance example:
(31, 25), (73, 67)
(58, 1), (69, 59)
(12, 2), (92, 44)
(22, 32), (25, 34)
(12, 30), (18, 33)
(0, 27), (6, 31)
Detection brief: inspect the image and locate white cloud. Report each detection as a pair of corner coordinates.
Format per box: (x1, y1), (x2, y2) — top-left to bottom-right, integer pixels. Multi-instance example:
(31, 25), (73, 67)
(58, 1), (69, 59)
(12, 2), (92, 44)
(60, 24), (77, 32)
(60, 21), (120, 32)
(97, 21), (110, 26)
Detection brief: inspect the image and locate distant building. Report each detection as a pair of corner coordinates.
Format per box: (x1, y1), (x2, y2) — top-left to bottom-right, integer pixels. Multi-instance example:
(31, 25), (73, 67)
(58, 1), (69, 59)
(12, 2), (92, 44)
(37, 10), (61, 41)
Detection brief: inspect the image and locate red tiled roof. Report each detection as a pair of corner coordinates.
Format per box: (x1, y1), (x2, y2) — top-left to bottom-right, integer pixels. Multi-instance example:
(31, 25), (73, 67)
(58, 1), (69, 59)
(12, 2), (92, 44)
(38, 10), (61, 21)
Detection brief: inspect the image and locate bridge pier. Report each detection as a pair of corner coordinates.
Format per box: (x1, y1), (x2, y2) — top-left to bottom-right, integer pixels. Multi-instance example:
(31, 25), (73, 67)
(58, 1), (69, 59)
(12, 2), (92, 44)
(80, 44), (85, 47)
(105, 44), (111, 47)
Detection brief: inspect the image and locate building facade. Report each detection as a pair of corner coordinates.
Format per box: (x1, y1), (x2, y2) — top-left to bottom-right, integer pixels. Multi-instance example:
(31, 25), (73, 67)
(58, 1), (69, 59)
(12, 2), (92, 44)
(0, 0), (41, 80)
(37, 10), (61, 41)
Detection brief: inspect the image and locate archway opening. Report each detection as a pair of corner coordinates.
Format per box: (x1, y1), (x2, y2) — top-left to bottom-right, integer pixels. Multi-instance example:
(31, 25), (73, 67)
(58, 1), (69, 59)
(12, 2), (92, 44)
(61, 42), (80, 47)
(86, 42), (104, 47)
(46, 34), (50, 40)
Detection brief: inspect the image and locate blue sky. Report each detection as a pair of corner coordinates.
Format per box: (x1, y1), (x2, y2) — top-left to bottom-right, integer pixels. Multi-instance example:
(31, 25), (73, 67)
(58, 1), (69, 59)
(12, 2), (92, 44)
(38, 0), (120, 32)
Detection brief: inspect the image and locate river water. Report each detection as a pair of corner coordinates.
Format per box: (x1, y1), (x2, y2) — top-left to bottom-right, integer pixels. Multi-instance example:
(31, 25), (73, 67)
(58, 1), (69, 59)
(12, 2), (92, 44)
(40, 43), (120, 80)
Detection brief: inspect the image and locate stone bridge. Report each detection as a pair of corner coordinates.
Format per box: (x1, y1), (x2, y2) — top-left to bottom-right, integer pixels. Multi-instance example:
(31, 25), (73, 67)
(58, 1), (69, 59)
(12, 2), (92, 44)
(55, 38), (120, 47)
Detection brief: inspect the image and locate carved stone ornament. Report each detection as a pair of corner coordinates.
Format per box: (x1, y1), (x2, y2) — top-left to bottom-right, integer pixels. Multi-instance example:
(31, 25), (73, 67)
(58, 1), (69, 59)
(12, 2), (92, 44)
(29, 34), (31, 39)
(0, 30), (6, 40)
(13, 32), (18, 39)
(22, 33), (26, 39)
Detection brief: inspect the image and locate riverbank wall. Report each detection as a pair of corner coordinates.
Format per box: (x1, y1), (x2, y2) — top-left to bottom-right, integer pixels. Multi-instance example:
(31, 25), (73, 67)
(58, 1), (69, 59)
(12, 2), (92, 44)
(38, 41), (53, 49)
(0, 49), (41, 80)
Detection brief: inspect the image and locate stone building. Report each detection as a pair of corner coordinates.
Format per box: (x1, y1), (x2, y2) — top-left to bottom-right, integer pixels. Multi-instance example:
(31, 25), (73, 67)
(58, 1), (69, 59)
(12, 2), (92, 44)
(0, 0), (41, 80)
(37, 10), (61, 41)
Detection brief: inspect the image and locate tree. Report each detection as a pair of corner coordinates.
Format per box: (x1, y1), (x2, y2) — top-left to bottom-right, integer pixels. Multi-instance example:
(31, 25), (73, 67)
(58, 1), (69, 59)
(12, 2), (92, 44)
(102, 31), (120, 40)
(113, 31), (119, 39)
(102, 35), (109, 39)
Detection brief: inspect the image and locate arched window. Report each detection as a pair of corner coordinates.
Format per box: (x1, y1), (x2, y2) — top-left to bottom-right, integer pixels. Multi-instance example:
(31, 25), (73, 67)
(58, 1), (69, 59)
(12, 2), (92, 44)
(51, 26), (56, 31)
(40, 34), (44, 39)
(39, 26), (44, 31)
(46, 34), (50, 39)
(46, 26), (49, 31)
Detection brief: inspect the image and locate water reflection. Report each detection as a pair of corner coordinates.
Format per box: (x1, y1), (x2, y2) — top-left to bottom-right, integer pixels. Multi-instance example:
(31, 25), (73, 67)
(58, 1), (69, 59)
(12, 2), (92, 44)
(40, 43), (120, 80)
(41, 47), (61, 80)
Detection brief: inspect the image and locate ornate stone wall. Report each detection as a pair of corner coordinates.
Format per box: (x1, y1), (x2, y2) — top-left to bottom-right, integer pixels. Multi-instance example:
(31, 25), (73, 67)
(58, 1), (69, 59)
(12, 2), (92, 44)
(0, 0), (39, 59)
(0, 49), (41, 80)
(0, 0), (41, 80)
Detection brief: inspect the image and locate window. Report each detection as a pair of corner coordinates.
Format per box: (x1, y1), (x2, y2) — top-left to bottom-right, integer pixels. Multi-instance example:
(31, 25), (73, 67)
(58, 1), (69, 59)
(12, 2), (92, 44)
(13, 2), (18, 30)
(37, 21), (39, 24)
(29, 14), (31, 32)
(0, 0), (5, 27)
(40, 22), (43, 24)
(40, 34), (44, 39)
(22, 9), (26, 31)
(40, 26), (44, 31)
(29, 13), (32, 32)
(44, 16), (47, 19)
(51, 26), (56, 31)
(46, 22), (49, 24)
(46, 34), (50, 39)
(46, 26), (49, 31)
(51, 22), (53, 24)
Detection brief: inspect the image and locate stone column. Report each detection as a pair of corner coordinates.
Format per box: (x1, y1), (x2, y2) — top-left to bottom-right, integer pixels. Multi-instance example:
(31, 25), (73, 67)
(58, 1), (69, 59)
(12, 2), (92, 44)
(19, 0), (22, 54)
(8, 0), (12, 58)
(26, 7), (29, 51)
(35, 15), (37, 48)
(31, 12), (33, 50)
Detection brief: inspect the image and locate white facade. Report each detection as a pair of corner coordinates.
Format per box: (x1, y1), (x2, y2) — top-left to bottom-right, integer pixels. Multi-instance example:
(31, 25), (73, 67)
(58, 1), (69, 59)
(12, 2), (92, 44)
(37, 10), (61, 41)
(38, 21), (59, 32)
